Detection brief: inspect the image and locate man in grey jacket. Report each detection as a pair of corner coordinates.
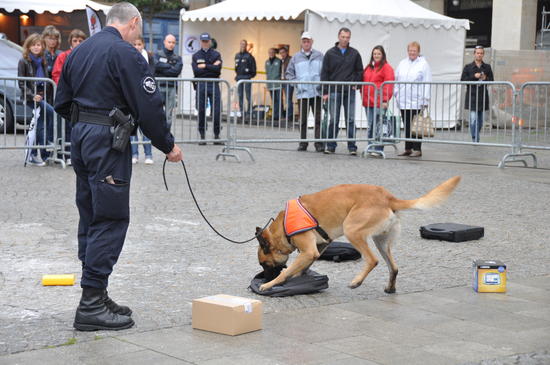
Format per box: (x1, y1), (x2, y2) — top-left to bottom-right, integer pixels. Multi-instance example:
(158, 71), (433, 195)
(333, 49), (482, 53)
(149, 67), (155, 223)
(286, 32), (324, 152)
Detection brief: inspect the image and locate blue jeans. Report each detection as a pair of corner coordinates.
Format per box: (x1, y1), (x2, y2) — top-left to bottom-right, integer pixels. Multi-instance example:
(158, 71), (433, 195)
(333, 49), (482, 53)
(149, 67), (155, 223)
(327, 89), (357, 152)
(33, 100), (55, 158)
(268, 89), (281, 120)
(470, 110), (484, 142)
(160, 86), (176, 131)
(237, 82), (252, 114)
(131, 128), (152, 158)
(283, 85), (294, 119)
(366, 107), (383, 151)
(197, 81), (221, 137)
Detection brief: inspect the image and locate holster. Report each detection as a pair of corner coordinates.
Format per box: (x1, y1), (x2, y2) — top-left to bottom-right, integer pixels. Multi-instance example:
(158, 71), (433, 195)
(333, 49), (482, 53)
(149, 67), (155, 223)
(109, 108), (135, 152)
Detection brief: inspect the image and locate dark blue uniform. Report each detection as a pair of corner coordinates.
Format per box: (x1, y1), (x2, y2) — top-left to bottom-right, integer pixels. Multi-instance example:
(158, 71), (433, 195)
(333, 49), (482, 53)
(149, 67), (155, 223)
(234, 51), (256, 114)
(55, 26), (174, 289)
(191, 48), (222, 138)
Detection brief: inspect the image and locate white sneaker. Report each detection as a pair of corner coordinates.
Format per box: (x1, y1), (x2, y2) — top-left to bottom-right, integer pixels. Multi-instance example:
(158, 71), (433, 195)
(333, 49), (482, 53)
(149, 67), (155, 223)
(28, 155), (46, 167)
(144, 158), (154, 165)
(66, 158), (72, 166)
(132, 157), (138, 164)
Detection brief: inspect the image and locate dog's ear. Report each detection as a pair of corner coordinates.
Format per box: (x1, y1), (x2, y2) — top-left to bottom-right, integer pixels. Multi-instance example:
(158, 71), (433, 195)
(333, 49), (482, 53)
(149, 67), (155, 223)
(256, 228), (271, 254)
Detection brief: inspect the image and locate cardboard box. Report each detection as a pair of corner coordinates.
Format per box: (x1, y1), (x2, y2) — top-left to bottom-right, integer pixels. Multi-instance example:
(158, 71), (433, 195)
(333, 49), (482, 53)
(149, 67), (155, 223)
(473, 260), (507, 293)
(192, 294), (262, 335)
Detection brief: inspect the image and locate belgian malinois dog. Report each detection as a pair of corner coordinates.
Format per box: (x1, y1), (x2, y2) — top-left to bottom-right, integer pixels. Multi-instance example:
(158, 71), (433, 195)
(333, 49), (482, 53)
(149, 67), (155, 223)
(256, 176), (461, 293)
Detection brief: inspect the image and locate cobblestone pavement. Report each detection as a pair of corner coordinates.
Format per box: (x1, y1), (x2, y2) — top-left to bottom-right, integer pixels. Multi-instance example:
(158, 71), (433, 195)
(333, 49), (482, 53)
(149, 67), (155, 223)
(1, 139), (549, 357)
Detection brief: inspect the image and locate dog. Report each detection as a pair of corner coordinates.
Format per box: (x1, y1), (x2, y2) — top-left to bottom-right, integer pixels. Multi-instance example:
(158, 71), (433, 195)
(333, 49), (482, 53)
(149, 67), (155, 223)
(256, 176), (461, 293)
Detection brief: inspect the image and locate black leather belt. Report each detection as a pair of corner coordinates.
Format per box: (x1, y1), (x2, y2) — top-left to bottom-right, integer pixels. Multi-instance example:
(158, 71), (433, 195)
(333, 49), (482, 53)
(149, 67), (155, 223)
(76, 112), (113, 126)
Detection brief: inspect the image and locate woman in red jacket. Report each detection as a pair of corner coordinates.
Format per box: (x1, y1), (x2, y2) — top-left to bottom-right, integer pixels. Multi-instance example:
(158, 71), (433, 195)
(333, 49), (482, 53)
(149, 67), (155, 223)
(362, 45), (394, 156)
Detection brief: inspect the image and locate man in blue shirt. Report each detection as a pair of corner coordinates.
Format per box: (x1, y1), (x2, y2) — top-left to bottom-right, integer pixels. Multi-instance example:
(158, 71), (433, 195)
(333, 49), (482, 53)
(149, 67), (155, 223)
(192, 32), (223, 145)
(55, 2), (183, 331)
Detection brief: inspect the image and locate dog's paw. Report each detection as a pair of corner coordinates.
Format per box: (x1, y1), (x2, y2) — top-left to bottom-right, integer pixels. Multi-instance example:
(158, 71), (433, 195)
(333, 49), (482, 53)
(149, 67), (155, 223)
(384, 287), (396, 294)
(348, 281), (362, 289)
(259, 283), (270, 292)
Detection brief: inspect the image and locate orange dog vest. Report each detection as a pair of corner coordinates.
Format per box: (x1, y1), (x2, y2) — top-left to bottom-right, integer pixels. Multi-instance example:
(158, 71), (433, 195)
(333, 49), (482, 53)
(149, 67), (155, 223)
(284, 199), (319, 237)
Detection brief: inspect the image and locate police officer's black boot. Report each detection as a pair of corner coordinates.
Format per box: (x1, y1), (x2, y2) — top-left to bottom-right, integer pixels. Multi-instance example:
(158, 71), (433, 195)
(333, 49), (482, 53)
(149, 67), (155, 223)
(74, 287), (134, 331)
(103, 290), (132, 316)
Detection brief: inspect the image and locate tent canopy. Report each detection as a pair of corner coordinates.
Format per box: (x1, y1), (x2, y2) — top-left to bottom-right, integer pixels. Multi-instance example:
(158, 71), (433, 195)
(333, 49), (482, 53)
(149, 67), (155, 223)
(2, 0), (111, 14)
(181, 0), (469, 30)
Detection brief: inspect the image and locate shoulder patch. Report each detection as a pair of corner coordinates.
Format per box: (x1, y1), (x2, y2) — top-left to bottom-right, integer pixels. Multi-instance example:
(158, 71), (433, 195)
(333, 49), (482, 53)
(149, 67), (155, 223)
(142, 76), (156, 94)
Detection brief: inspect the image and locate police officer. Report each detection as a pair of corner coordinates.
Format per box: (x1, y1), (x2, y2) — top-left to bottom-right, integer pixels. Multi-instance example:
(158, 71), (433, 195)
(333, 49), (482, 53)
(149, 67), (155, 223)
(234, 39), (256, 116)
(55, 2), (183, 331)
(154, 34), (183, 131)
(192, 32), (223, 144)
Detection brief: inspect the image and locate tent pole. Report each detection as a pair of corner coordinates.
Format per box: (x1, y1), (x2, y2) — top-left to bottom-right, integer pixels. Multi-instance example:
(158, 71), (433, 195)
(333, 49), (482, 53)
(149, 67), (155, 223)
(304, 10), (310, 31)
(179, 8), (185, 59)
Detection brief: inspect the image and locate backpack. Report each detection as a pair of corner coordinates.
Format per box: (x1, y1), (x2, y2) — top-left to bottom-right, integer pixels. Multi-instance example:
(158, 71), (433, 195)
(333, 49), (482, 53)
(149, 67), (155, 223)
(249, 269), (329, 297)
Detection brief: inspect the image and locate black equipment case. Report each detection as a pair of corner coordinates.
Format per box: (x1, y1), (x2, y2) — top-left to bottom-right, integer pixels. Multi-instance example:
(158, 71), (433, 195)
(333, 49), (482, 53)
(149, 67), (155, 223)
(420, 223), (484, 242)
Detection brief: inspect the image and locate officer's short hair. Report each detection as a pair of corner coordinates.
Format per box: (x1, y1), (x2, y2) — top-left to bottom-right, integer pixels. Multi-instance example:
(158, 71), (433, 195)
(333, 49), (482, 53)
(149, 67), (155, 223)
(106, 2), (141, 25)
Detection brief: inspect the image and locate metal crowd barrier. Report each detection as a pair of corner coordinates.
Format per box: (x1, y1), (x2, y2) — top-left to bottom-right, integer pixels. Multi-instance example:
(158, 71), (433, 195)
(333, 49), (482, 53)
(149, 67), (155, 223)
(0, 76), (65, 167)
(514, 82), (550, 166)
(225, 79), (539, 167)
(375, 81), (536, 168)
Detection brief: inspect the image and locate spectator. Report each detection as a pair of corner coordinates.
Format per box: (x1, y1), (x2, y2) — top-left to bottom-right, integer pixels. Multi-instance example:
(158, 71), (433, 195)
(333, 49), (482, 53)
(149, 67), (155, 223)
(234, 39), (256, 117)
(51, 29), (86, 165)
(18, 33), (55, 166)
(279, 45), (294, 121)
(286, 32), (324, 152)
(131, 35), (154, 164)
(52, 29), (86, 84)
(362, 45), (394, 156)
(154, 34), (183, 131)
(191, 32), (223, 145)
(461, 45), (494, 143)
(321, 27), (363, 155)
(42, 25), (61, 76)
(394, 41), (432, 157)
(265, 48), (282, 121)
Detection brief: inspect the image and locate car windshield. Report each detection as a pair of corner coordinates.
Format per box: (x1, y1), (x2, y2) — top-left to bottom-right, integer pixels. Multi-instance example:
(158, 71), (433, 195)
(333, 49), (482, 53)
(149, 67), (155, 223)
(0, 39), (23, 78)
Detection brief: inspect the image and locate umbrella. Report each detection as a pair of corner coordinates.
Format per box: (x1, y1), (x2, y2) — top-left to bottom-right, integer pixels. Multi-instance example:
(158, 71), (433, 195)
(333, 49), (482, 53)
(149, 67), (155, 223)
(24, 107), (40, 167)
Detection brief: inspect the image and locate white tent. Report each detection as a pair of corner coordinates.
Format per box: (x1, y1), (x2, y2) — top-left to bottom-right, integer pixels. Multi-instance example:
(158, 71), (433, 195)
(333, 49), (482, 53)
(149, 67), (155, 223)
(180, 0), (470, 125)
(2, 0), (111, 14)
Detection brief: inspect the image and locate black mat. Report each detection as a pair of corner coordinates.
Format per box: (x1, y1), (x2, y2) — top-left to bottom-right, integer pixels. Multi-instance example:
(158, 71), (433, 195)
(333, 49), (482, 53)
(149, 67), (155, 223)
(249, 269), (329, 297)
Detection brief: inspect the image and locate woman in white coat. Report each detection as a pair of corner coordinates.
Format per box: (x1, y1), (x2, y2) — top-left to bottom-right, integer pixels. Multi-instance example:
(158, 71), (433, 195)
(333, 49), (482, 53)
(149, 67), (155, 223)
(394, 41), (432, 157)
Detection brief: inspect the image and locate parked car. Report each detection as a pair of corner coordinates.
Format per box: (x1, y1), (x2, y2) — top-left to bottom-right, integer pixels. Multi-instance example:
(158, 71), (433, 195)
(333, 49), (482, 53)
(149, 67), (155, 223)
(0, 37), (34, 132)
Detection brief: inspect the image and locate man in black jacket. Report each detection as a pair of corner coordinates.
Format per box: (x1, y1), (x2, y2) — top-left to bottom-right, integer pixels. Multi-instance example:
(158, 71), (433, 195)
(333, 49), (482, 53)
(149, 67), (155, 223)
(154, 34), (183, 131)
(460, 46), (494, 142)
(321, 27), (363, 155)
(235, 39), (256, 117)
(55, 2), (182, 331)
(192, 32), (223, 144)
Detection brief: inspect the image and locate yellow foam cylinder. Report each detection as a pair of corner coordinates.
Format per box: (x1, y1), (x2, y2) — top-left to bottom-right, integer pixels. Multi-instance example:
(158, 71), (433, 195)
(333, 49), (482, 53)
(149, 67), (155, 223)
(42, 274), (76, 286)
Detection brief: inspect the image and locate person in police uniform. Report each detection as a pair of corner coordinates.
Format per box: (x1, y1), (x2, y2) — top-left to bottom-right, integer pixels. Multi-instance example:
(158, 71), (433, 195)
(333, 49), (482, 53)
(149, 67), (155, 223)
(55, 2), (183, 331)
(234, 39), (256, 116)
(154, 34), (183, 131)
(192, 32), (223, 144)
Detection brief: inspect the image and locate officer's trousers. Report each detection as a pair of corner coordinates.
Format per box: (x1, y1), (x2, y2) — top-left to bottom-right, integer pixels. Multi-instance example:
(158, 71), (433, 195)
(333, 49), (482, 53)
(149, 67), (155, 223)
(71, 122), (132, 289)
(196, 81), (221, 137)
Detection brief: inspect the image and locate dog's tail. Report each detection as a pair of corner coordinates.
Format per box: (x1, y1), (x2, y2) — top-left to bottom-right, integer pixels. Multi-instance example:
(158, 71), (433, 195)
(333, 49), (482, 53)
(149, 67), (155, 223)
(390, 176), (461, 212)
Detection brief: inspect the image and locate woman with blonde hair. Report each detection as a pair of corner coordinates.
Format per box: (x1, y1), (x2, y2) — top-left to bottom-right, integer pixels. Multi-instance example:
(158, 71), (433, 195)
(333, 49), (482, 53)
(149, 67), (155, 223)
(394, 41), (432, 157)
(18, 33), (55, 166)
(42, 25), (61, 75)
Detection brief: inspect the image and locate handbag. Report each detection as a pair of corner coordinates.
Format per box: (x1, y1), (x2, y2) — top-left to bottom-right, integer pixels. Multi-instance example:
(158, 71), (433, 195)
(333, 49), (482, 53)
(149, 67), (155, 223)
(411, 106), (434, 138)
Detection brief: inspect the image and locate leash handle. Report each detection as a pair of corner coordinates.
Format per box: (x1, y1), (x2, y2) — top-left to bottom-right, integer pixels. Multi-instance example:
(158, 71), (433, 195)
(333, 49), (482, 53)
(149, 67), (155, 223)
(162, 158), (273, 244)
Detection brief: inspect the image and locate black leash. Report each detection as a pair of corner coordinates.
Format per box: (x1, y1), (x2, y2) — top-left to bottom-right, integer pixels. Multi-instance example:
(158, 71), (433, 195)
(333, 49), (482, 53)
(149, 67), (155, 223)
(162, 158), (274, 244)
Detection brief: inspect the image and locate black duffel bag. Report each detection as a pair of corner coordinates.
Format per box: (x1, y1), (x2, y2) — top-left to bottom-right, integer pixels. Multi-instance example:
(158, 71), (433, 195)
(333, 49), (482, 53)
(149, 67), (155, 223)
(318, 241), (361, 262)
